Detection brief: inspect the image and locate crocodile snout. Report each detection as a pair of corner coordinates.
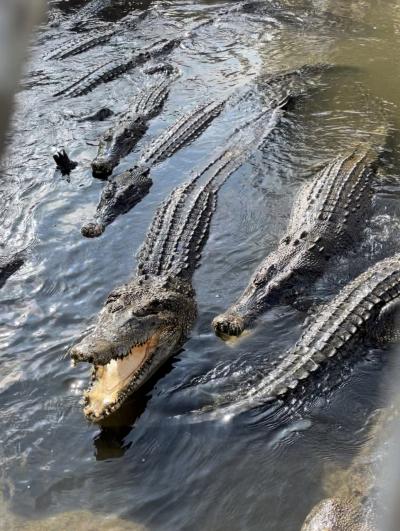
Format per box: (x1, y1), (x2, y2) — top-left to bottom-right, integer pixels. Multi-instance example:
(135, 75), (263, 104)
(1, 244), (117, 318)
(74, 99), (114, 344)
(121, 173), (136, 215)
(81, 222), (105, 238)
(91, 158), (114, 179)
(70, 337), (116, 365)
(212, 312), (245, 338)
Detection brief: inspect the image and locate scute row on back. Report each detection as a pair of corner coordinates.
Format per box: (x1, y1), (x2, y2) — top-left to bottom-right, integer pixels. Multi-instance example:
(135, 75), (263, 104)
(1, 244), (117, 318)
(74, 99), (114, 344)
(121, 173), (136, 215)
(213, 133), (386, 337)
(55, 0), (396, 424)
(46, 2), (400, 529)
(71, 101), (288, 420)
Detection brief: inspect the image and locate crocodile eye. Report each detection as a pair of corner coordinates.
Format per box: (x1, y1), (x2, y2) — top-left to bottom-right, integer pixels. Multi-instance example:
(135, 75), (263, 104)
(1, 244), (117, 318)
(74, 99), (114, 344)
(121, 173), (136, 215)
(253, 273), (264, 286)
(254, 264), (276, 286)
(103, 187), (114, 199)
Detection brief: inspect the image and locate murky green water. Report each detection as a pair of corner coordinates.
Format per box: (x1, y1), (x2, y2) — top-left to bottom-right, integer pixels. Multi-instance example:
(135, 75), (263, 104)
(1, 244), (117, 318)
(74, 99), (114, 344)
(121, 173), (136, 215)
(2, 0), (400, 529)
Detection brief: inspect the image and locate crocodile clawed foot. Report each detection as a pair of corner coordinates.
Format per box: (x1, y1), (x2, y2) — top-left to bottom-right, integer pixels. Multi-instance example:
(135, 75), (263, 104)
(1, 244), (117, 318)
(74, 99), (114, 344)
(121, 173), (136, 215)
(81, 222), (106, 238)
(53, 149), (78, 175)
(212, 312), (245, 338)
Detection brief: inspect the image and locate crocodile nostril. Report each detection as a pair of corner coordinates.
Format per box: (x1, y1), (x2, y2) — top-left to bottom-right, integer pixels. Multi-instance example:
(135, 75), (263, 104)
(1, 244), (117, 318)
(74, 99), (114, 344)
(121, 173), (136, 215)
(70, 345), (93, 364)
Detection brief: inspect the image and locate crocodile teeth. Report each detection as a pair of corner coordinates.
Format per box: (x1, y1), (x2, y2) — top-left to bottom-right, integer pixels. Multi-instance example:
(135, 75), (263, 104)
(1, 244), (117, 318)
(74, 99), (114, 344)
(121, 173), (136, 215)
(83, 333), (160, 420)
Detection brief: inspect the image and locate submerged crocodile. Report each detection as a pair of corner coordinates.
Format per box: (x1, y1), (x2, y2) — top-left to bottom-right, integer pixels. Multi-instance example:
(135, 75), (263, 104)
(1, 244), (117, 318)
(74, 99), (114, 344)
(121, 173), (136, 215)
(302, 397), (400, 531)
(53, 39), (179, 99)
(70, 101), (286, 420)
(67, 0), (121, 30)
(213, 133), (386, 338)
(81, 62), (340, 237)
(46, 11), (148, 61)
(82, 98), (226, 236)
(53, 21), (208, 99)
(236, 253), (400, 407)
(47, 27), (118, 61)
(91, 74), (175, 179)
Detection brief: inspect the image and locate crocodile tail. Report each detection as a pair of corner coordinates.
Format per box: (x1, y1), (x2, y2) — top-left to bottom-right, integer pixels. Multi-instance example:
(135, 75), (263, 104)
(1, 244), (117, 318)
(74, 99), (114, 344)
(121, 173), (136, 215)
(53, 57), (133, 98)
(49, 9), (149, 60)
(46, 28), (117, 61)
(53, 40), (178, 98)
(139, 98), (226, 167)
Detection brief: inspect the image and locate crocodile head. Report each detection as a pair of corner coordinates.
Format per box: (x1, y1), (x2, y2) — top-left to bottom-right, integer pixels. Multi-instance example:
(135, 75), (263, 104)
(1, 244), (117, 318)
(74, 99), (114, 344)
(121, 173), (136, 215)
(81, 167), (152, 238)
(213, 231), (325, 337)
(70, 275), (196, 421)
(91, 117), (147, 179)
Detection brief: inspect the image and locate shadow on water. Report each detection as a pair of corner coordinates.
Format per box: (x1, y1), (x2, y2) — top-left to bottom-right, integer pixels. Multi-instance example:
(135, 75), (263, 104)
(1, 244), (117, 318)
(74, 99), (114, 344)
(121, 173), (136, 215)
(3, 0), (400, 530)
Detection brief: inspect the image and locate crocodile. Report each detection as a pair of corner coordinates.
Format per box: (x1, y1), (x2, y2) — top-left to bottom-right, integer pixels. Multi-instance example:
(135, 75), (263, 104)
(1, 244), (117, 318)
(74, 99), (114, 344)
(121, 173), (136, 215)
(46, 11), (148, 61)
(80, 62), (340, 237)
(47, 27), (118, 61)
(70, 101), (287, 421)
(232, 253), (400, 408)
(213, 134), (386, 338)
(52, 17), (211, 100)
(91, 74), (175, 179)
(68, 0), (114, 30)
(82, 98), (226, 236)
(81, 167), (153, 237)
(0, 253), (24, 289)
(53, 38), (181, 98)
(301, 397), (400, 531)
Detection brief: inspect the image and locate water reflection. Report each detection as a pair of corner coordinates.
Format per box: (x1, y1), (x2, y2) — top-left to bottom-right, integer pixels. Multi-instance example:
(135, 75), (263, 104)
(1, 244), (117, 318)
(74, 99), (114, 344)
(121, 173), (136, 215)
(2, 0), (400, 530)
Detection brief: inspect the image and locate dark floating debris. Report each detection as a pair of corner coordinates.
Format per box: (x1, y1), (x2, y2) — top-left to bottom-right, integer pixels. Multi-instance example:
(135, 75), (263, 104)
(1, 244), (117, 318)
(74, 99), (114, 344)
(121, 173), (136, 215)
(53, 150), (78, 176)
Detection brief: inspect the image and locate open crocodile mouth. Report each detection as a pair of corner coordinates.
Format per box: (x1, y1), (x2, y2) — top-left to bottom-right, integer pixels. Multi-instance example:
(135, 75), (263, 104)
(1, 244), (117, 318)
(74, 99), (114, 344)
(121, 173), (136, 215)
(83, 333), (160, 421)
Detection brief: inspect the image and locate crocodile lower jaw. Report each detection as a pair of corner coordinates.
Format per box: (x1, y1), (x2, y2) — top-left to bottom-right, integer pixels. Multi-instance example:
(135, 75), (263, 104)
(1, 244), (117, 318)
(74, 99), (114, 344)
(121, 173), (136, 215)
(83, 333), (160, 421)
